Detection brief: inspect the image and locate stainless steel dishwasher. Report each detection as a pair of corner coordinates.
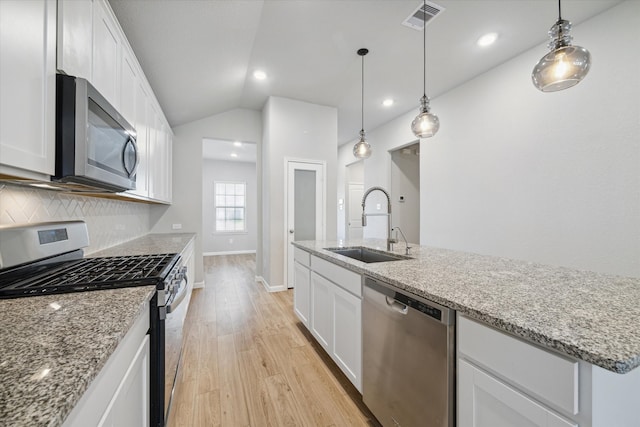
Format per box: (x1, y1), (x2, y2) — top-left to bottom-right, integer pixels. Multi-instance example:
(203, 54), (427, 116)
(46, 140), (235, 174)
(363, 276), (455, 427)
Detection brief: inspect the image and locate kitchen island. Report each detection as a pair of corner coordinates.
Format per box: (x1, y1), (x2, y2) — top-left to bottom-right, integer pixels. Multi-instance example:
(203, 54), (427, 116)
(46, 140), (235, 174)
(293, 239), (640, 426)
(0, 232), (195, 427)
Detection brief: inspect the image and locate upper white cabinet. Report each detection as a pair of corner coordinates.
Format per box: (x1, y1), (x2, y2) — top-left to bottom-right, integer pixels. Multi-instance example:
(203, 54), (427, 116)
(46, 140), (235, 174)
(56, 0), (173, 204)
(91, 0), (121, 108)
(0, 0), (56, 179)
(57, 0), (92, 80)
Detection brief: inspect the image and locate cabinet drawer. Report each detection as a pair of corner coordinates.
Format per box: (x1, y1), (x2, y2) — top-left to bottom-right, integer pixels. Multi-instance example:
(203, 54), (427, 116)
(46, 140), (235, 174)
(294, 247), (311, 267)
(311, 255), (361, 297)
(458, 315), (579, 416)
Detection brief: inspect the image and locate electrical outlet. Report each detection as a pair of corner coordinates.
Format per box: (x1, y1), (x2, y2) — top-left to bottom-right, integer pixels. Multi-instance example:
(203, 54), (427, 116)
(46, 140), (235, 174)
(376, 203), (381, 210)
(172, 224), (182, 230)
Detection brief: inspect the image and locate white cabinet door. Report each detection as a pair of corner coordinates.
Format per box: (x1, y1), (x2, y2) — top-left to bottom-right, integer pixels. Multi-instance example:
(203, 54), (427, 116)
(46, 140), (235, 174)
(310, 272), (333, 353)
(57, 0), (92, 79)
(293, 261), (311, 326)
(119, 49), (137, 127)
(126, 80), (149, 198)
(0, 0), (56, 178)
(148, 118), (172, 204)
(92, 0), (120, 108)
(332, 284), (362, 392)
(98, 336), (150, 427)
(458, 359), (577, 427)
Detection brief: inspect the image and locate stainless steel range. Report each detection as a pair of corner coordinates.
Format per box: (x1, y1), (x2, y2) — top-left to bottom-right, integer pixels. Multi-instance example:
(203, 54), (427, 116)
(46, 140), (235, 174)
(0, 221), (189, 427)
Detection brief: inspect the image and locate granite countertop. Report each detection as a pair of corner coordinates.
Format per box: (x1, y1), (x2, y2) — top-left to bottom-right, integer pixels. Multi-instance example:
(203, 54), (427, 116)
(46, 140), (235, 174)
(293, 239), (640, 374)
(0, 233), (195, 427)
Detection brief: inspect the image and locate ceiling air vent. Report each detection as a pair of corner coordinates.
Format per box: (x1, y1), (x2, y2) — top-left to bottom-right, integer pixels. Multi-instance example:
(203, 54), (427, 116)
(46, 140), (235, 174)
(402, 1), (445, 31)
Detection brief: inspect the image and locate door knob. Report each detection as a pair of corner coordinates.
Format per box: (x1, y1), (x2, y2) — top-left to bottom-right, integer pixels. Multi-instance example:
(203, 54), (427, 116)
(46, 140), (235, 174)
(289, 229), (294, 234)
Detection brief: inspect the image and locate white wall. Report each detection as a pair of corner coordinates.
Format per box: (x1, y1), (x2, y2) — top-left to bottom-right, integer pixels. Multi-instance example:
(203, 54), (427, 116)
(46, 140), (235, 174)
(391, 146), (420, 243)
(261, 96), (338, 288)
(151, 108), (262, 285)
(202, 159), (257, 254)
(337, 1), (640, 278)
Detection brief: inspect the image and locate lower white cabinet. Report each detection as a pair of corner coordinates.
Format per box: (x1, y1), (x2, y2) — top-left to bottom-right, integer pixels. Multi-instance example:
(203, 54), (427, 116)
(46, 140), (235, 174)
(98, 336), (149, 427)
(293, 260), (310, 327)
(458, 314), (640, 427)
(294, 248), (363, 392)
(310, 271), (334, 352)
(459, 359), (576, 427)
(63, 301), (150, 427)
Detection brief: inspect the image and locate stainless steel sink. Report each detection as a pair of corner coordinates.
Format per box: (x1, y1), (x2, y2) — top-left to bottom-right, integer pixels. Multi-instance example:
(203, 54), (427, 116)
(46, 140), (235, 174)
(325, 246), (411, 263)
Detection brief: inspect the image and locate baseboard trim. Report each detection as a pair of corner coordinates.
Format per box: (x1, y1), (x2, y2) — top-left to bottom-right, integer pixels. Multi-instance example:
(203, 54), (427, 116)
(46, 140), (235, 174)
(203, 250), (257, 256)
(255, 275), (287, 293)
(193, 280), (205, 289)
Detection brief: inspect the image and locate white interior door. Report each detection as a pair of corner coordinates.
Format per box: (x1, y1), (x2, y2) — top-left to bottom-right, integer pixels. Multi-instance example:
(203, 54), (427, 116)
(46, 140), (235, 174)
(347, 183), (364, 240)
(286, 160), (325, 288)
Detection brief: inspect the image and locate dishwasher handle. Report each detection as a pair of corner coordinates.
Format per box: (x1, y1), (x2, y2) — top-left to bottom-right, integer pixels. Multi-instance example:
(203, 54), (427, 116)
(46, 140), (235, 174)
(364, 276), (455, 325)
(385, 296), (409, 314)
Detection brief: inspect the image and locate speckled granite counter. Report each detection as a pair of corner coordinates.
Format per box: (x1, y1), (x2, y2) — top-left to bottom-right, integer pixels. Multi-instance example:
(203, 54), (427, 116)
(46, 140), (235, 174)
(0, 233), (195, 427)
(88, 232), (196, 258)
(293, 239), (640, 374)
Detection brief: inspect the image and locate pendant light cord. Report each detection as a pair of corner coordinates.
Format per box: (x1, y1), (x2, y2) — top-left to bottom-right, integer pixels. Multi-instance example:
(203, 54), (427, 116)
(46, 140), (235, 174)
(361, 53), (364, 131)
(558, 0), (562, 20)
(423, 0), (426, 97)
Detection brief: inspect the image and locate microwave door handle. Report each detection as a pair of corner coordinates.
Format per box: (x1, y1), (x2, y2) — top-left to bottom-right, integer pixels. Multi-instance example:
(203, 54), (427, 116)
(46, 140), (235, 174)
(123, 137), (139, 177)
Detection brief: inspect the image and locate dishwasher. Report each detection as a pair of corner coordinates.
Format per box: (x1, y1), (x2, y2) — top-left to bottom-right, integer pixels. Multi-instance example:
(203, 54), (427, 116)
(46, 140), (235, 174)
(363, 276), (455, 427)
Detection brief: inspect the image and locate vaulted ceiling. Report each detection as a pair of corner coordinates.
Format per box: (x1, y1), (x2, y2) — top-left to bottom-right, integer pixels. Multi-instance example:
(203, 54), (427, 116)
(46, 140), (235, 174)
(109, 0), (622, 145)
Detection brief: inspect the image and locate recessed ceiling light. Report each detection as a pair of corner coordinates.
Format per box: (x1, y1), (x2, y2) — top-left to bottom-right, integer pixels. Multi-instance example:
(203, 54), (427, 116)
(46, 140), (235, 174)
(477, 32), (498, 47)
(230, 153), (238, 158)
(253, 70), (267, 80)
(382, 99), (394, 107)
(233, 141), (242, 147)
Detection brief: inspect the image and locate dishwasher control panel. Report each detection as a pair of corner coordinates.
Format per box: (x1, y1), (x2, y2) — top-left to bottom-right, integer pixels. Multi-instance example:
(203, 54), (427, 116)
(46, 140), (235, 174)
(394, 292), (442, 321)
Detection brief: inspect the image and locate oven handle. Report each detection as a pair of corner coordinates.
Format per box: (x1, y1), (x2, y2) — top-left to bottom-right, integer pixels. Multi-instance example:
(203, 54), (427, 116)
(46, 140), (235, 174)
(166, 272), (188, 314)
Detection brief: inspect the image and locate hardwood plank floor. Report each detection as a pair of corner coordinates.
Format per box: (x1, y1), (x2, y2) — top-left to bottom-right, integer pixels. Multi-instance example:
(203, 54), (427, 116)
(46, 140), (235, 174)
(167, 254), (379, 427)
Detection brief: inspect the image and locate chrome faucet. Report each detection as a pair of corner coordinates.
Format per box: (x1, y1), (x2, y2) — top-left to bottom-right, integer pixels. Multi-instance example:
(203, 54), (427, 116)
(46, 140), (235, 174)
(361, 186), (397, 251)
(392, 226), (412, 255)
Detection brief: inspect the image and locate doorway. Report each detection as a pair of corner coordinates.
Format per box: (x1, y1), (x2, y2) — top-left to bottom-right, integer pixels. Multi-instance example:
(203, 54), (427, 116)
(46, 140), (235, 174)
(390, 143), (420, 244)
(285, 159), (326, 288)
(345, 160), (364, 240)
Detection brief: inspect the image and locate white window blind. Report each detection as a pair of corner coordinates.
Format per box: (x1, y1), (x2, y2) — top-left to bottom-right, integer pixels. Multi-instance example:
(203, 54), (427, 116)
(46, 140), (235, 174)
(215, 181), (246, 232)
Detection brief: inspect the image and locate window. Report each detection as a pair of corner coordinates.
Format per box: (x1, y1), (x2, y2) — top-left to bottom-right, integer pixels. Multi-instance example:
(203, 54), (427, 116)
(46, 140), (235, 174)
(215, 181), (246, 232)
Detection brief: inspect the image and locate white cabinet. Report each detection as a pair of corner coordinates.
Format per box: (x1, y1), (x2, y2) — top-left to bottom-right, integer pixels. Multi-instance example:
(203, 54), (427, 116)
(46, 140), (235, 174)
(332, 282), (362, 387)
(0, 0), (56, 179)
(457, 314), (640, 427)
(310, 271), (334, 352)
(459, 359), (577, 427)
(63, 300), (150, 427)
(119, 48), (138, 127)
(57, 0), (92, 80)
(148, 109), (173, 204)
(295, 250), (363, 392)
(98, 336), (150, 427)
(293, 261), (311, 326)
(91, 0), (121, 108)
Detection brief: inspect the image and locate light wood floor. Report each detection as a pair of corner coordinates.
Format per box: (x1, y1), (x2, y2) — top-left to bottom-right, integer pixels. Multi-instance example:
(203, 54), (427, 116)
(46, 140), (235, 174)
(167, 254), (380, 427)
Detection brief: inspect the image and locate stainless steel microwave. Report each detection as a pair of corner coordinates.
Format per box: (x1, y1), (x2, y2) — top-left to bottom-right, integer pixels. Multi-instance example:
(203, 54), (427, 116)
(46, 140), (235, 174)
(54, 74), (138, 192)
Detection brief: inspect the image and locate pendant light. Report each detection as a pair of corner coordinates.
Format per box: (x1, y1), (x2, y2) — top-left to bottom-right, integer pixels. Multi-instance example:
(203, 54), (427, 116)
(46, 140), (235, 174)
(532, 0), (591, 92)
(411, 0), (439, 139)
(353, 48), (372, 159)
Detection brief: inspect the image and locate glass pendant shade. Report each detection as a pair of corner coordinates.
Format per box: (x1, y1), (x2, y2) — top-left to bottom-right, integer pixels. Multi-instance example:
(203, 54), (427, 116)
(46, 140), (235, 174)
(411, 96), (439, 138)
(532, 16), (591, 92)
(353, 130), (372, 159)
(532, 45), (591, 92)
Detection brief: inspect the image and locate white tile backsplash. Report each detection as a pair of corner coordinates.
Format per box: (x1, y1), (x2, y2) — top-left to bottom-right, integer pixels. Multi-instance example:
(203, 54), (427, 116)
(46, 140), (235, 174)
(0, 183), (151, 254)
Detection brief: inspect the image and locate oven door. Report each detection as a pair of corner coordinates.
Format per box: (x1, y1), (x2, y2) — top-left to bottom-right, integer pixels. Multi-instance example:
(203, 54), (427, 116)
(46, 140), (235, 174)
(164, 266), (190, 422)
